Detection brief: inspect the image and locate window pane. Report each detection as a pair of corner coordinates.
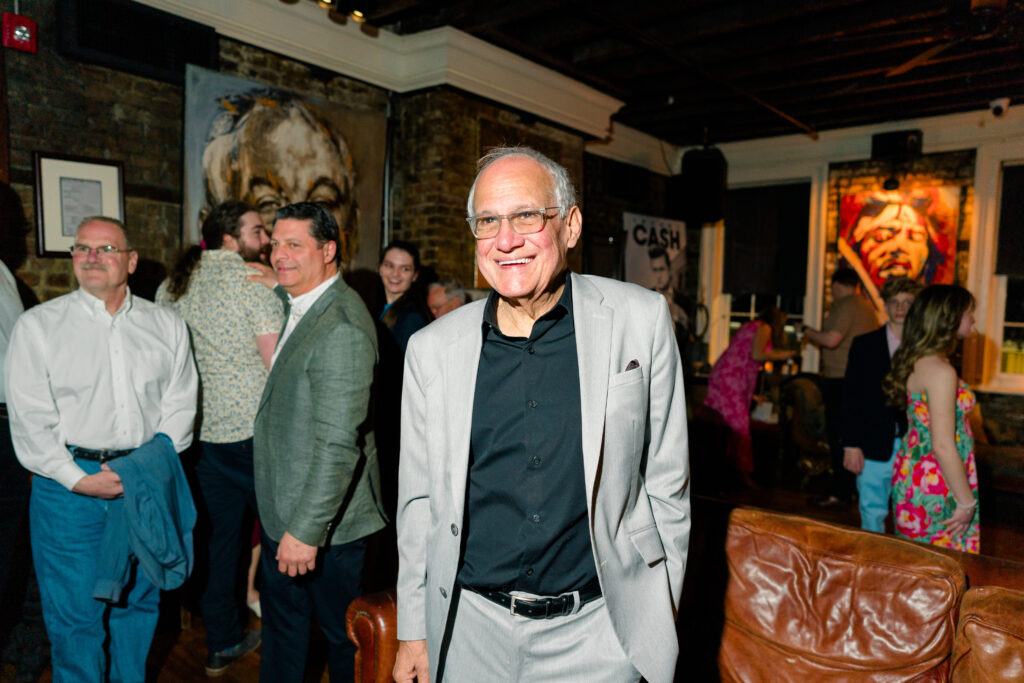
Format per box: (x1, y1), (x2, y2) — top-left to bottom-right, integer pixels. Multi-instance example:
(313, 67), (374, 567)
(1002, 278), (1024, 374)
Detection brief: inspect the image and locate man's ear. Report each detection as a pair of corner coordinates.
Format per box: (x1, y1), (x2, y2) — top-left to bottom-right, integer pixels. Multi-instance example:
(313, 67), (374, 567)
(323, 240), (338, 264)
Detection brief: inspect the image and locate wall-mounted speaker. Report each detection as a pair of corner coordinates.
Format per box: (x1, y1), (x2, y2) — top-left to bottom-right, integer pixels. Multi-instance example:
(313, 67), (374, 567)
(667, 147), (727, 225)
(871, 130), (923, 161)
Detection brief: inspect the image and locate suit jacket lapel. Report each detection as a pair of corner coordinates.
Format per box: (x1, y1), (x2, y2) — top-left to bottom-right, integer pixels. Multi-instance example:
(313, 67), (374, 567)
(260, 279), (340, 409)
(570, 273), (612, 507)
(448, 318), (482, 522)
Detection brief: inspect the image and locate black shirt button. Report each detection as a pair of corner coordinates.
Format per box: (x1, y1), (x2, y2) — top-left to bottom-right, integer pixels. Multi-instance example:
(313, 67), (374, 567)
(530, 513), (541, 523)
(440, 587), (447, 598)
(526, 568), (534, 576)
(451, 524), (459, 536)
(528, 400), (538, 408)
(527, 346), (535, 354)
(531, 456), (542, 466)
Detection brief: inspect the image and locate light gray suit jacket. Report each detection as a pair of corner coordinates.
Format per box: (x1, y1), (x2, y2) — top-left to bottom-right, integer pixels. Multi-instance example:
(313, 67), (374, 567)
(396, 273), (691, 683)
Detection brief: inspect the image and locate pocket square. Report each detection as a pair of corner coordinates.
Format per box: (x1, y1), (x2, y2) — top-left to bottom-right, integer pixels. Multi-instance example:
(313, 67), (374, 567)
(625, 359), (640, 371)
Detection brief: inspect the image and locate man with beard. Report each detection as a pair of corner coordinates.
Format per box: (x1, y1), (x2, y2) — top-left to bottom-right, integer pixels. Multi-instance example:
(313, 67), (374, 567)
(157, 200), (283, 675)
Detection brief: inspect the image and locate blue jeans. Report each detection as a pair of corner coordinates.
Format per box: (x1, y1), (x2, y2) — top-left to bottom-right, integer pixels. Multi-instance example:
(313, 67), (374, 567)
(259, 531), (365, 682)
(195, 439), (258, 653)
(30, 460), (159, 683)
(856, 438), (900, 533)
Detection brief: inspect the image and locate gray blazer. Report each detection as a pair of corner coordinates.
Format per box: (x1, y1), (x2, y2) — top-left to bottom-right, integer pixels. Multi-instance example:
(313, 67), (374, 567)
(254, 277), (386, 547)
(395, 272), (691, 683)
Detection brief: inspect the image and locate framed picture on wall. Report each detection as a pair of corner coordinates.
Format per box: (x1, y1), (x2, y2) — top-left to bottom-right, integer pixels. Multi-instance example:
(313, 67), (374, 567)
(33, 152), (125, 258)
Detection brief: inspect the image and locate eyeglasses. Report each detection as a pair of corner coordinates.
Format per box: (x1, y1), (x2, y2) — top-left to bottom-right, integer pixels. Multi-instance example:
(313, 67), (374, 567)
(69, 244), (131, 257)
(466, 207), (560, 239)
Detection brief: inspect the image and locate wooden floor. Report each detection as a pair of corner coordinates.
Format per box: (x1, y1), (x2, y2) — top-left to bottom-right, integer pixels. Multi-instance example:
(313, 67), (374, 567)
(5, 469), (1022, 682)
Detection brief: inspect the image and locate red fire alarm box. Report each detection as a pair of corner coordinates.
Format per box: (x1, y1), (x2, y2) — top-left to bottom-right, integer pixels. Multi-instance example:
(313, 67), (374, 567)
(3, 12), (37, 54)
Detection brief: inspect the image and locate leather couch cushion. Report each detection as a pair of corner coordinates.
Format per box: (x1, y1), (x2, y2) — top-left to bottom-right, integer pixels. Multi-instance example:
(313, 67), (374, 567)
(951, 586), (1024, 681)
(720, 507), (965, 681)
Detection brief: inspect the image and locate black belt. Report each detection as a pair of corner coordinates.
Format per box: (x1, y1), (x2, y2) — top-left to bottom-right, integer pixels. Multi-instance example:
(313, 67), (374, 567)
(464, 577), (602, 619)
(67, 445), (134, 463)
(0, 403), (7, 420)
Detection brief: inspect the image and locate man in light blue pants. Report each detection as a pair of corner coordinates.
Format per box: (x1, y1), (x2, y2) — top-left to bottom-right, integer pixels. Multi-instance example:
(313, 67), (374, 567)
(841, 277), (921, 532)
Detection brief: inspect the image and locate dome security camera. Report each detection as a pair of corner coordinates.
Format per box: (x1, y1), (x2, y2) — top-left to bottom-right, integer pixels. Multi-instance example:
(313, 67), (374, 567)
(990, 97), (1010, 118)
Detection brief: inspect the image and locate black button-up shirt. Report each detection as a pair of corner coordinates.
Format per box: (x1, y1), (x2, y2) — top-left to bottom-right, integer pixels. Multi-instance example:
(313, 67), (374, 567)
(456, 274), (597, 594)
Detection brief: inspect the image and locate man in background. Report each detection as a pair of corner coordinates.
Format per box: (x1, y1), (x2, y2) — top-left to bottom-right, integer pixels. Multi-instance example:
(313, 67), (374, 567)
(800, 267), (879, 508)
(5, 217), (197, 682)
(157, 200), (283, 675)
(426, 280), (467, 319)
(254, 202), (385, 681)
(842, 277), (922, 532)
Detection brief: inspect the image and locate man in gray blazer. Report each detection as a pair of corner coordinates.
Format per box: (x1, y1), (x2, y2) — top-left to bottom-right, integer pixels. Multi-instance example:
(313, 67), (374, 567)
(393, 148), (691, 683)
(254, 202), (386, 682)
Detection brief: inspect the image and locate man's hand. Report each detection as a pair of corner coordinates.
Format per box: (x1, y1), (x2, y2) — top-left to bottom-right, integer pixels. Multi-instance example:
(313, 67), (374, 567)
(276, 531), (318, 576)
(72, 464), (123, 499)
(843, 447), (865, 475)
(393, 639), (430, 683)
(246, 261), (278, 290)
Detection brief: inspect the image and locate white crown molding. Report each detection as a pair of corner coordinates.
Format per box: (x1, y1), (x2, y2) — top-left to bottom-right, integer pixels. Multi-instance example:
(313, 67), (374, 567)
(132, 0), (623, 139)
(585, 123), (679, 176)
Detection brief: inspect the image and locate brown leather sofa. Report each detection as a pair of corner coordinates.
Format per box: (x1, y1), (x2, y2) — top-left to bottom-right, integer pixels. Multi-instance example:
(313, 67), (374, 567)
(346, 506), (1024, 682)
(951, 585), (1024, 681)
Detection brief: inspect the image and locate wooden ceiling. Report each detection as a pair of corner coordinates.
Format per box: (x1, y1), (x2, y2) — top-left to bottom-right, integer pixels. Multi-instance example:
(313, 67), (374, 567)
(353, 0), (1024, 146)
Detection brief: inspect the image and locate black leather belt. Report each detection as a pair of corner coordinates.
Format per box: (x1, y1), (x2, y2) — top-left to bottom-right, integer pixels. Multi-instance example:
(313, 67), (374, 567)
(465, 577), (602, 619)
(67, 445), (133, 463)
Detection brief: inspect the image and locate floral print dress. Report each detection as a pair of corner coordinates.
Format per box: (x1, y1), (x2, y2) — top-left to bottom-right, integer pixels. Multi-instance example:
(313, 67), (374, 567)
(891, 380), (980, 554)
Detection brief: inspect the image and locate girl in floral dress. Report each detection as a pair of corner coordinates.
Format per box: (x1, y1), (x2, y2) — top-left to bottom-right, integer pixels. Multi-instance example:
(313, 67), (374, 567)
(883, 285), (979, 553)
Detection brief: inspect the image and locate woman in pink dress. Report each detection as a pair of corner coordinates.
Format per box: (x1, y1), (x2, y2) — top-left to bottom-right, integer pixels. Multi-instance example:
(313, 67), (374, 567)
(704, 308), (796, 476)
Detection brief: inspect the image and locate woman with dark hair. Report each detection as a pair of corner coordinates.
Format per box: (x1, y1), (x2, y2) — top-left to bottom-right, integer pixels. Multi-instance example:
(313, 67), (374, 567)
(375, 241), (430, 531)
(703, 307), (797, 477)
(378, 240), (431, 351)
(883, 284), (979, 553)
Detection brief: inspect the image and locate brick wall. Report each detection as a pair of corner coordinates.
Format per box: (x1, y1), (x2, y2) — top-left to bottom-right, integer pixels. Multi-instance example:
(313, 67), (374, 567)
(3, 0), (183, 301)
(390, 88), (586, 287)
(1, 0), (388, 302)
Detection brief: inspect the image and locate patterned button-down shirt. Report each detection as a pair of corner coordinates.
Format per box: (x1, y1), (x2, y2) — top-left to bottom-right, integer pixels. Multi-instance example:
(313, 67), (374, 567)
(157, 249), (284, 443)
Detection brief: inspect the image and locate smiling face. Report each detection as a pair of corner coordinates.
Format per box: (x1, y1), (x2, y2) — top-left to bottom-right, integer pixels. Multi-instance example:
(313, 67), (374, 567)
(73, 219), (138, 301)
(473, 156), (581, 306)
(270, 217), (337, 297)
(379, 247), (418, 303)
(852, 203), (931, 284)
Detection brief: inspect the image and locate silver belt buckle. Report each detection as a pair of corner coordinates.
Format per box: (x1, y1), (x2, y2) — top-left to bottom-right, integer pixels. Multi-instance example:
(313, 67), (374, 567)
(509, 593), (538, 616)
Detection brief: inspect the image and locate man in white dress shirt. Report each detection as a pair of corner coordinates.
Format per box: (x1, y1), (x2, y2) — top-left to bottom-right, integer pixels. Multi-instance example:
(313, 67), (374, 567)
(4, 216), (198, 683)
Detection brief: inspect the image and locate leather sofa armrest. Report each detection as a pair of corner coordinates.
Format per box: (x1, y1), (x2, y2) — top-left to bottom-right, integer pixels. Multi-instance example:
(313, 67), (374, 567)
(346, 589), (399, 683)
(951, 585), (1024, 682)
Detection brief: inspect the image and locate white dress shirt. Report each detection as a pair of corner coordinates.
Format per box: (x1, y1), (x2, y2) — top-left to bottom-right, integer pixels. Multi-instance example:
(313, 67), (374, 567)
(4, 287), (198, 490)
(271, 274), (338, 367)
(0, 260), (24, 404)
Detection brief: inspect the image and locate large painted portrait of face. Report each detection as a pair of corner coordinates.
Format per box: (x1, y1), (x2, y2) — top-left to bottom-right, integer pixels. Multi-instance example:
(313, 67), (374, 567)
(838, 188), (958, 290)
(184, 66), (385, 270)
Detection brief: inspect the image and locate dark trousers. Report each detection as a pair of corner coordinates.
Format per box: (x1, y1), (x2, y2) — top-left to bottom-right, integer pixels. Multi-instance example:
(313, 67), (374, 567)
(259, 532), (366, 682)
(195, 439), (258, 653)
(0, 411), (31, 645)
(822, 377), (855, 500)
